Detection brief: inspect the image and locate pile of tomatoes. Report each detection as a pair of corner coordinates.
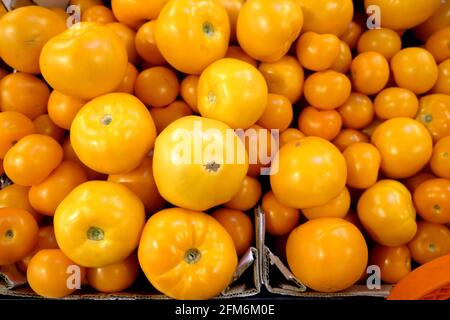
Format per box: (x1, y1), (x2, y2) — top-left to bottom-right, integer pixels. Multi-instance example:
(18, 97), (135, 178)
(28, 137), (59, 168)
(0, 0), (449, 299)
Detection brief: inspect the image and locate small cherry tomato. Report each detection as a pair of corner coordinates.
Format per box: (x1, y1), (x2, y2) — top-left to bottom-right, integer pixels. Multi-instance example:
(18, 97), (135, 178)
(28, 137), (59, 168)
(370, 245), (411, 284)
(297, 106), (342, 141)
(413, 178), (450, 224)
(81, 5), (116, 23)
(391, 48), (439, 94)
(425, 26), (450, 64)
(408, 221), (450, 265)
(337, 93), (374, 130)
(87, 254), (139, 293)
(0, 184), (43, 225)
(115, 63), (138, 94)
(47, 90), (86, 131)
(304, 71), (351, 110)
(340, 20), (363, 49)
(351, 52), (390, 95)
(106, 22), (140, 65)
(343, 143), (381, 190)
(134, 21), (166, 66)
(262, 191), (300, 237)
(430, 136), (450, 179)
(330, 41), (352, 74)
(416, 94), (450, 142)
(225, 176), (262, 212)
(432, 59), (450, 95)
(296, 32), (340, 71)
(332, 129), (370, 152)
(374, 87), (419, 120)
(180, 75), (200, 113)
(357, 28), (402, 60)
(279, 128), (306, 147)
(4, 134), (63, 186)
(259, 56), (304, 104)
(244, 125), (277, 177)
(150, 101), (193, 134)
(33, 114), (65, 143)
(0, 111), (36, 159)
(302, 187), (350, 220)
(257, 94), (293, 132)
(134, 67), (179, 108)
(403, 172), (436, 194)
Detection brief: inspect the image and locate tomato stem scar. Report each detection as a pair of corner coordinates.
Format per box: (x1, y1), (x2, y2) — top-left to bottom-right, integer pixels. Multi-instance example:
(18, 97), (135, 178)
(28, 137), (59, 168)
(4, 229), (14, 239)
(202, 22), (214, 37)
(184, 248), (201, 264)
(101, 114), (113, 126)
(87, 226), (104, 241)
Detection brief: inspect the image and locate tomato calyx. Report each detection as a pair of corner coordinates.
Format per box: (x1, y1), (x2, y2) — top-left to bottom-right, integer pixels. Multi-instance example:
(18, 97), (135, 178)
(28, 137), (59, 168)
(184, 248), (201, 264)
(202, 22), (215, 38)
(87, 226), (105, 241)
(207, 91), (216, 104)
(101, 114), (113, 126)
(4, 229), (14, 239)
(204, 161), (220, 173)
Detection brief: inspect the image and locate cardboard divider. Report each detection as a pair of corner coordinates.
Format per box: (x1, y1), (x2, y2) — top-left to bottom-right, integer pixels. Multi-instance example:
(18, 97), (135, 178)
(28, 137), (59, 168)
(255, 206), (392, 298)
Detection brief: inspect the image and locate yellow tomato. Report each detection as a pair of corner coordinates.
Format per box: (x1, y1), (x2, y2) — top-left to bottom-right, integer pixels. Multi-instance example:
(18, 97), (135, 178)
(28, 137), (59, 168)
(106, 22), (140, 65)
(198, 58), (268, 129)
(153, 116), (248, 211)
(0, 6), (66, 74)
(430, 136), (450, 179)
(391, 48), (439, 95)
(259, 56), (305, 104)
(54, 181), (146, 267)
(40, 22), (128, 100)
(343, 142), (381, 190)
(330, 41), (352, 74)
(357, 28), (402, 60)
(257, 94), (293, 132)
(296, 32), (340, 71)
(357, 180), (417, 247)
(425, 27), (450, 64)
(237, 0), (303, 63)
(287, 218), (368, 293)
(351, 52), (390, 95)
(370, 245), (411, 284)
(371, 118), (433, 179)
(47, 90), (86, 131)
(374, 87), (419, 120)
(134, 21), (166, 66)
(70, 93), (156, 175)
(416, 94), (450, 142)
(150, 101), (193, 134)
(155, 0), (229, 74)
(302, 187), (350, 220)
(138, 208), (237, 300)
(270, 137), (347, 209)
(218, 0), (244, 42)
(111, 0), (168, 28)
(365, 0), (441, 30)
(297, 0), (353, 36)
(433, 59), (450, 95)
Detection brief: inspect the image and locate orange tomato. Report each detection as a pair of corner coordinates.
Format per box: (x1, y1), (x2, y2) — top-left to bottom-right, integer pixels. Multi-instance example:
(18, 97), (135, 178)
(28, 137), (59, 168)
(403, 172), (436, 194)
(138, 208), (237, 300)
(27, 249), (86, 298)
(155, 0), (229, 74)
(218, 0), (244, 43)
(70, 93), (156, 175)
(297, 0), (353, 36)
(81, 5), (116, 23)
(302, 187), (350, 220)
(0, 184), (43, 225)
(332, 129), (370, 152)
(17, 225), (59, 273)
(0, 111), (36, 159)
(259, 56), (305, 104)
(279, 128), (306, 147)
(225, 46), (258, 68)
(408, 221), (450, 265)
(256, 94), (293, 132)
(70, 0), (103, 13)
(47, 90), (86, 131)
(414, 0), (450, 41)
(87, 254), (139, 293)
(150, 101), (193, 134)
(4, 134), (63, 186)
(297, 106), (342, 141)
(357, 28), (402, 60)
(413, 179), (450, 224)
(0, 6), (66, 74)
(416, 94), (450, 142)
(351, 52), (390, 95)
(286, 218), (368, 293)
(270, 137), (347, 209)
(430, 136), (450, 179)
(33, 114), (65, 143)
(111, 0), (168, 28)
(296, 32), (340, 71)
(374, 87), (419, 120)
(115, 63), (138, 94)
(134, 21), (166, 66)
(357, 180), (417, 247)
(212, 208), (254, 257)
(262, 191), (300, 236)
(108, 157), (166, 214)
(28, 161), (87, 217)
(198, 58), (268, 129)
(180, 75), (199, 113)
(0, 208), (38, 266)
(330, 41), (352, 74)
(425, 26), (450, 64)
(370, 245), (411, 284)
(243, 125), (277, 177)
(134, 67), (179, 108)
(391, 48), (439, 95)
(40, 22), (128, 100)
(340, 20), (363, 49)
(433, 59), (450, 95)
(225, 176), (262, 211)
(337, 93), (374, 130)
(343, 142), (381, 190)
(364, 0), (441, 30)
(372, 118), (433, 179)
(304, 71), (351, 110)
(106, 22), (140, 65)
(0, 72), (50, 120)
(237, 0), (303, 63)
